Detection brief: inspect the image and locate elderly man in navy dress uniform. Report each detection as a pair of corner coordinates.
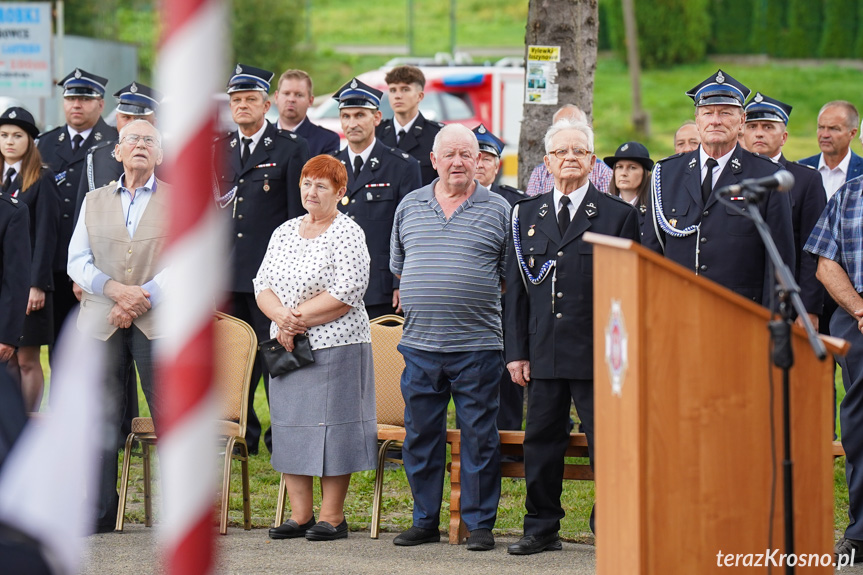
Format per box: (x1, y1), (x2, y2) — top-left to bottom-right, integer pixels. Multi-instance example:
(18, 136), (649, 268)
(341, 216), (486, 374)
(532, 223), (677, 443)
(375, 65), (442, 187)
(333, 78), (421, 319)
(37, 68), (117, 358)
(214, 64), (310, 455)
(642, 70), (794, 306)
(505, 118), (640, 554)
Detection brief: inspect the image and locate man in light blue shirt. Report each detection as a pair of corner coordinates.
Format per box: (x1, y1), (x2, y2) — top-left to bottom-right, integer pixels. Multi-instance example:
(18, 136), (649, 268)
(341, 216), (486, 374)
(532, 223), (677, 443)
(67, 119), (168, 534)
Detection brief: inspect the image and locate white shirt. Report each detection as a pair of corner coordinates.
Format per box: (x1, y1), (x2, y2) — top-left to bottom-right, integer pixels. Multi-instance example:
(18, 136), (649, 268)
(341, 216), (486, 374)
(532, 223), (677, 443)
(253, 212), (371, 349)
(553, 181), (589, 221)
(699, 146), (735, 189)
(3, 160), (21, 192)
(66, 126), (93, 144)
(238, 121), (268, 157)
(347, 139), (376, 173)
(817, 149), (852, 199)
(393, 114), (418, 138)
(67, 173), (165, 304)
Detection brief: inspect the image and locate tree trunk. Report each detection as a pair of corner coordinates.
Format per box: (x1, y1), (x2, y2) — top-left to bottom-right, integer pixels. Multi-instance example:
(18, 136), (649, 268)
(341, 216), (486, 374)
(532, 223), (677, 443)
(518, 0), (599, 190)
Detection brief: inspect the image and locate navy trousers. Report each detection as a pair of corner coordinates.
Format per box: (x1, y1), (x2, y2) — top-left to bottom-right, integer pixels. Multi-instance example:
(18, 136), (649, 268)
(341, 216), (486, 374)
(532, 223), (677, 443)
(833, 307), (863, 540)
(398, 344), (502, 532)
(523, 377), (594, 536)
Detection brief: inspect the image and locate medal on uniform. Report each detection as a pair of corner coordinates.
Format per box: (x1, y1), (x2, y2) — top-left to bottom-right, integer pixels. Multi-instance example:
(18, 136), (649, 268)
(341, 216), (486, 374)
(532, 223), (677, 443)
(341, 196), (349, 206)
(669, 218), (677, 227)
(527, 225), (536, 237)
(263, 178), (270, 192)
(528, 256), (535, 268)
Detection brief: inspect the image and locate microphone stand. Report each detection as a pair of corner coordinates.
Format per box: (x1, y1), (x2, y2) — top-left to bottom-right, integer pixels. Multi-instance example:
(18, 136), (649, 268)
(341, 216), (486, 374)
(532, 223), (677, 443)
(720, 185), (827, 575)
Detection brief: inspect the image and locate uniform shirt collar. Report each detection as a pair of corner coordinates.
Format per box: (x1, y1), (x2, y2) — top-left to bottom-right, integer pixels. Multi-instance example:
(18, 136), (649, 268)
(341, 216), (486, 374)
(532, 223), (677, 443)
(348, 139), (376, 167)
(393, 113), (419, 135)
(66, 125), (93, 143)
(3, 160), (22, 176)
(553, 181), (590, 215)
(699, 145), (735, 186)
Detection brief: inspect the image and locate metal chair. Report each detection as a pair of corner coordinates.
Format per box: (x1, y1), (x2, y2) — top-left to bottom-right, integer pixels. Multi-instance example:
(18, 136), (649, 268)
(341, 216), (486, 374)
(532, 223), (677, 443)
(115, 311), (257, 535)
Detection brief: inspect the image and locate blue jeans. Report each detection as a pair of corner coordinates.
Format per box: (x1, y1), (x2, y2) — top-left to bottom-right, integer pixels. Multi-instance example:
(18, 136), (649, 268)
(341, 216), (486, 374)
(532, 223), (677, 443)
(398, 345), (503, 532)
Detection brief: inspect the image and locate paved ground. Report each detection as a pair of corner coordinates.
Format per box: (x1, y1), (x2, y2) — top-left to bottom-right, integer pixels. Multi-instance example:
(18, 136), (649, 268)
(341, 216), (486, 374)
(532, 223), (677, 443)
(80, 526), (596, 575)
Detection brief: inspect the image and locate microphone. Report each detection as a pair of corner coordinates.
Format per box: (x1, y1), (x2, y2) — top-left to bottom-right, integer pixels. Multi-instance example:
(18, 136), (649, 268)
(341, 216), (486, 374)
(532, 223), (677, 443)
(717, 170), (795, 198)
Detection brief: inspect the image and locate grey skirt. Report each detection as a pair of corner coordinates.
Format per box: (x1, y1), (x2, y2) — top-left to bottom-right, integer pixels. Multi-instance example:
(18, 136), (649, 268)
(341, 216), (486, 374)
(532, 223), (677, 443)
(269, 342), (378, 476)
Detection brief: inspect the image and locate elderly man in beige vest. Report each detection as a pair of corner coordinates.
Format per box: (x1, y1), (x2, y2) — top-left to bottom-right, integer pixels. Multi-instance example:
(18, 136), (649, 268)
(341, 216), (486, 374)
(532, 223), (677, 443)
(67, 118), (167, 534)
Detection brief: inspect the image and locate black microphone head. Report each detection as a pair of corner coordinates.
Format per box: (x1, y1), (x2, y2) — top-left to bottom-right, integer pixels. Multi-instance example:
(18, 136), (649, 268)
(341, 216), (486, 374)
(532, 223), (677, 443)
(775, 169), (795, 191)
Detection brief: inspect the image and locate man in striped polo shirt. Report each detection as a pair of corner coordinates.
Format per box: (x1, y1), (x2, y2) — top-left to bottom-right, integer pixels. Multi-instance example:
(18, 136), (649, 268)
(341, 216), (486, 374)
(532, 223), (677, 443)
(390, 124), (510, 551)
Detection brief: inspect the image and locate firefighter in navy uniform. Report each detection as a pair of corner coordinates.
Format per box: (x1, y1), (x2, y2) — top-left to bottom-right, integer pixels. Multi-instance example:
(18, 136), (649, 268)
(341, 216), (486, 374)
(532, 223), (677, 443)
(332, 78), (421, 319)
(472, 123), (525, 433)
(0, 192), (30, 367)
(214, 64), (310, 455)
(376, 65), (442, 187)
(75, 82), (162, 220)
(642, 70), (794, 306)
(37, 68), (117, 354)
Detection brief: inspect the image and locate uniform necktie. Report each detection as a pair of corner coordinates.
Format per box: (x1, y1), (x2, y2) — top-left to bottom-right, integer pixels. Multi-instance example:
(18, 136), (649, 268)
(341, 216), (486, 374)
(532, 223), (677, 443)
(702, 157), (718, 203)
(2, 167), (15, 192)
(241, 137), (252, 166)
(72, 133), (84, 152)
(397, 129), (407, 148)
(353, 155), (363, 179)
(558, 195), (572, 236)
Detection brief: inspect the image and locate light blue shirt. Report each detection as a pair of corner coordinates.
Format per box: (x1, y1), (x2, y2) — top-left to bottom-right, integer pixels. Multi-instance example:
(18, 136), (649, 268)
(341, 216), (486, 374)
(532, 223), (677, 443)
(67, 173), (165, 305)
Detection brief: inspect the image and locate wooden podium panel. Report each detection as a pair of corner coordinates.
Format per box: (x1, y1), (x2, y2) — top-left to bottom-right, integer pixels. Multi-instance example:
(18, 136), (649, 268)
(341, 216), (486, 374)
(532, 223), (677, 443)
(587, 233), (846, 575)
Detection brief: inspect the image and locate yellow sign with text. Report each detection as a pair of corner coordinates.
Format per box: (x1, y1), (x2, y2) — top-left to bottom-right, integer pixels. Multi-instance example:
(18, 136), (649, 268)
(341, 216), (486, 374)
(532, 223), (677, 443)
(528, 46), (560, 62)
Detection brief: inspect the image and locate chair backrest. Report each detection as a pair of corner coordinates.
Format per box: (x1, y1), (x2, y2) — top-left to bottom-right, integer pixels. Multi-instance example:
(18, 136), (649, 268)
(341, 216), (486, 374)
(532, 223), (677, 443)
(370, 314), (406, 427)
(213, 311), (258, 435)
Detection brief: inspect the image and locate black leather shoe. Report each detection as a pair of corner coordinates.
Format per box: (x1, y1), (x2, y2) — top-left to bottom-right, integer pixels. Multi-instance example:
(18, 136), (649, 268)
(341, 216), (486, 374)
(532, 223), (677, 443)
(507, 532), (562, 555)
(268, 516), (315, 539)
(466, 528), (495, 551)
(835, 536), (863, 564)
(305, 519), (348, 541)
(393, 526), (441, 546)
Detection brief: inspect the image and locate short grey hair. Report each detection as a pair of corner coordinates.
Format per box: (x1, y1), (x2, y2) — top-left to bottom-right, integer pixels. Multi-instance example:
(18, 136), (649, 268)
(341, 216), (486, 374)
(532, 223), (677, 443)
(432, 123), (478, 155)
(818, 100), (859, 131)
(119, 118), (162, 147)
(544, 119), (594, 154)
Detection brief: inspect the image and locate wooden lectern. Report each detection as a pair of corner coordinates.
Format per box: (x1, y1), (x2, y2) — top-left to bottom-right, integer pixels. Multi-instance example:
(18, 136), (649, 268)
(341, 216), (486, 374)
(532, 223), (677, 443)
(586, 232), (848, 574)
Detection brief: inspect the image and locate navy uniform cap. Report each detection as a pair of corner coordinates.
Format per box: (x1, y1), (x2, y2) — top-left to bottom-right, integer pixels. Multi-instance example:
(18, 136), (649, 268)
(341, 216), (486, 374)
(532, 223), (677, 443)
(685, 69), (749, 108)
(227, 63), (274, 94)
(113, 82), (162, 116)
(472, 123), (504, 157)
(58, 68), (108, 98)
(744, 92), (792, 125)
(0, 107), (39, 139)
(333, 78), (382, 110)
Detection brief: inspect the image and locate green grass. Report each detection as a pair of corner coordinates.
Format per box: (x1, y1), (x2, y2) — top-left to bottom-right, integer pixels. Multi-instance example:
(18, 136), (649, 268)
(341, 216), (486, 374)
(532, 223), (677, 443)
(35, 348), (849, 540)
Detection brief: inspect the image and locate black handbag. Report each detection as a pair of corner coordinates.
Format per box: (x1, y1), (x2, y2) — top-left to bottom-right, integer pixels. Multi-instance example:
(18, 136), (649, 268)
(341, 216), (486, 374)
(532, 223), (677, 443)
(258, 334), (315, 377)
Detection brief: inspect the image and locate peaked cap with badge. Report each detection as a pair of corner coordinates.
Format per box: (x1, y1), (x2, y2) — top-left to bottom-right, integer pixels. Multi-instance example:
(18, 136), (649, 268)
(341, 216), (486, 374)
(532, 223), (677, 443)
(685, 69), (749, 108)
(333, 78), (383, 109)
(744, 92), (792, 124)
(473, 123), (505, 157)
(227, 63), (274, 94)
(58, 68), (108, 98)
(114, 82), (162, 116)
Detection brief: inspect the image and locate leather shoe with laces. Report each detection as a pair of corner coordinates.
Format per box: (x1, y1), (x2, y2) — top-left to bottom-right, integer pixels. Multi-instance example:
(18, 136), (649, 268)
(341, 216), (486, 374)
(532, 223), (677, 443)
(834, 536), (863, 564)
(268, 516), (315, 539)
(393, 526), (441, 546)
(507, 532), (562, 555)
(305, 519), (348, 541)
(466, 528), (495, 551)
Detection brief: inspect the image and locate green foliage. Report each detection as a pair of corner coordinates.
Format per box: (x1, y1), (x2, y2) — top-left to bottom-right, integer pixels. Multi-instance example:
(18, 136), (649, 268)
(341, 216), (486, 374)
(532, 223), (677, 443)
(819, 0), (858, 58)
(785, 0), (823, 58)
(605, 0), (710, 68)
(597, 0), (612, 51)
(707, 0), (753, 55)
(230, 0), (304, 78)
(857, 2), (863, 58)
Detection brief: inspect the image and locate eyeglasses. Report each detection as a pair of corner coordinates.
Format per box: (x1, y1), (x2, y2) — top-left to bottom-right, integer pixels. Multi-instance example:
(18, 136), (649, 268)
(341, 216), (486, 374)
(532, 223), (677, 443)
(122, 134), (159, 148)
(549, 147), (592, 160)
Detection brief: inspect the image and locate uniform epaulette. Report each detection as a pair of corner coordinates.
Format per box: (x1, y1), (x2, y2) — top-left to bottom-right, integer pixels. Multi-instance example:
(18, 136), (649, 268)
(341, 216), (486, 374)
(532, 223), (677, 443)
(497, 184), (526, 196)
(514, 193), (544, 206)
(431, 120), (445, 128)
(605, 192), (635, 207)
(656, 152), (684, 164)
(749, 151), (781, 164)
(0, 193), (20, 206)
(86, 139), (114, 154)
(37, 125), (63, 140)
(275, 129), (300, 141)
(385, 146), (415, 162)
(791, 160), (817, 170)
